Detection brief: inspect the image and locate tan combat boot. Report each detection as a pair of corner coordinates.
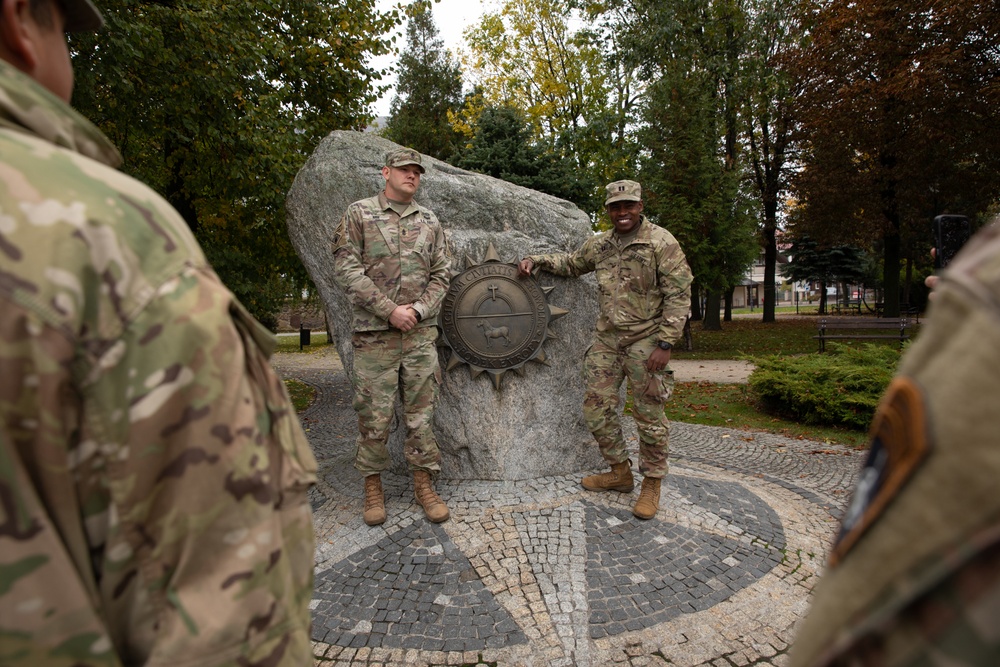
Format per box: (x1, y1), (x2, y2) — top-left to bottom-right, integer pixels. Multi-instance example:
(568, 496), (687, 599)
(633, 476), (662, 520)
(413, 470), (450, 523)
(363, 474), (386, 526)
(581, 460), (634, 492)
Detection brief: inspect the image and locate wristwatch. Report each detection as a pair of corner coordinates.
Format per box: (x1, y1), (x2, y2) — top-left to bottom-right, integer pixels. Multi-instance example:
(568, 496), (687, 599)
(657, 341), (672, 351)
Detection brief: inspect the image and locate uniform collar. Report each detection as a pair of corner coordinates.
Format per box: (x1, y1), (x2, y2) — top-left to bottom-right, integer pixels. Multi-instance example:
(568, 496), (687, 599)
(613, 216), (652, 246)
(377, 190), (419, 218)
(0, 60), (122, 168)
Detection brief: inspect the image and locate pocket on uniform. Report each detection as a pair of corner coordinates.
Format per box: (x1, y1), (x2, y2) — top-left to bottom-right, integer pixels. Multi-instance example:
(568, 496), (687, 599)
(229, 299), (318, 497)
(640, 369), (674, 402)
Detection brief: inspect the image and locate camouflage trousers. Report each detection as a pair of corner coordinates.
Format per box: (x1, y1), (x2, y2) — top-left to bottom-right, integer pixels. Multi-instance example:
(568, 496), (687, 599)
(582, 335), (674, 478)
(350, 326), (443, 476)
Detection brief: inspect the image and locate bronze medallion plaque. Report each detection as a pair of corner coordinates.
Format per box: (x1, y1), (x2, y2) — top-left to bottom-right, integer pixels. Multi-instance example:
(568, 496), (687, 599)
(441, 261), (549, 372)
(440, 244), (569, 389)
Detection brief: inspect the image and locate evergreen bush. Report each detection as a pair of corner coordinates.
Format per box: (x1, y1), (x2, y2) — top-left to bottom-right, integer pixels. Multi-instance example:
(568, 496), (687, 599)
(747, 343), (902, 430)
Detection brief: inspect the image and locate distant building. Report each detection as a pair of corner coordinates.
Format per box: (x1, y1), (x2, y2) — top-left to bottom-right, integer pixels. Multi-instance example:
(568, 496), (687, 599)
(730, 246), (793, 308)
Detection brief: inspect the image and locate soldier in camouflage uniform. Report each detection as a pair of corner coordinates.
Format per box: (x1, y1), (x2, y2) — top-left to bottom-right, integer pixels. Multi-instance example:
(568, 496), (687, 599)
(518, 180), (692, 520)
(332, 148), (452, 526)
(790, 220), (1000, 666)
(0, 2), (318, 665)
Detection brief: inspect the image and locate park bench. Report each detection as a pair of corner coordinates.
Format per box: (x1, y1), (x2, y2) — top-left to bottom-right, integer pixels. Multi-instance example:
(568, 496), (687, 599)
(815, 316), (911, 352)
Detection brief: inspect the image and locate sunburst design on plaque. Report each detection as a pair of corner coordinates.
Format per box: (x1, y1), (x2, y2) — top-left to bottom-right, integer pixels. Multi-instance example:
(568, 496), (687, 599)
(439, 243), (569, 390)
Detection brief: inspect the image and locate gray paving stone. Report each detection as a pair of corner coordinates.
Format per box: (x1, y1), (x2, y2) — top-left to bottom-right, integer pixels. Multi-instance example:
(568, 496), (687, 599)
(277, 358), (863, 667)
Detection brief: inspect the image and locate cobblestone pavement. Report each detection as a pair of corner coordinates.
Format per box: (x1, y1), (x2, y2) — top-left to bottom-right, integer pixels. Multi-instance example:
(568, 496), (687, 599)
(274, 351), (863, 667)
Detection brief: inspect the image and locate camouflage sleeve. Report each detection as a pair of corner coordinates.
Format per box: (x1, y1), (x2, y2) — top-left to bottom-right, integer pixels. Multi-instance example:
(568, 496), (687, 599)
(0, 272), (318, 667)
(411, 213), (451, 321)
(0, 302), (123, 667)
(527, 237), (598, 278)
(655, 238), (693, 344)
(332, 203), (398, 321)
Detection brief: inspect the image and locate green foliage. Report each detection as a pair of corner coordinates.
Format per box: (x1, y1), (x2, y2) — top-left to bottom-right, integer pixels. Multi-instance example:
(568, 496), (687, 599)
(463, 0), (637, 217)
(68, 0), (400, 325)
(741, 0), (804, 322)
(382, 1), (465, 162)
(614, 0), (758, 327)
(748, 344), (902, 429)
(665, 382), (869, 448)
(456, 105), (590, 205)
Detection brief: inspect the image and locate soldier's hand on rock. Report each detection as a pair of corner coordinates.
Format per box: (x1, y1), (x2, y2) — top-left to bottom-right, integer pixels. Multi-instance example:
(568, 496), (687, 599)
(517, 258), (534, 277)
(646, 347), (671, 372)
(389, 305), (419, 332)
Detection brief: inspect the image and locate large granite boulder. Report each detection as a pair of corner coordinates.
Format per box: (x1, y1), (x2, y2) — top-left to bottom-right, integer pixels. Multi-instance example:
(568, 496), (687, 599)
(286, 130), (605, 480)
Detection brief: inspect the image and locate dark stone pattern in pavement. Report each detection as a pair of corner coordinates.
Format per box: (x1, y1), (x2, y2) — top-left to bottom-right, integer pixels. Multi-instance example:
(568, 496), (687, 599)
(271, 356), (863, 665)
(584, 474), (785, 639)
(672, 473), (785, 549)
(311, 520), (528, 653)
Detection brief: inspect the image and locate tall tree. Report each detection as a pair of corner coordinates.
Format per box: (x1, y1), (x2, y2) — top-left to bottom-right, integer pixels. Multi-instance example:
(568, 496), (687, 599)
(742, 0), (805, 323)
(782, 237), (870, 314)
(464, 0), (638, 215)
(788, 0), (1000, 317)
(615, 0), (759, 330)
(456, 104), (589, 205)
(383, 1), (465, 162)
(69, 0), (399, 327)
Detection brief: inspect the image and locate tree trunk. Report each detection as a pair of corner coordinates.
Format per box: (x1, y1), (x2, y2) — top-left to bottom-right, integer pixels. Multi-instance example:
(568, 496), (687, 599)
(882, 232), (901, 317)
(762, 202), (778, 323)
(703, 291), (722, 330)
(690, 281), (703, 321)
(723, 290), (733, 322)
(902, 256), (912, 307)
(819, 280), (828, 314)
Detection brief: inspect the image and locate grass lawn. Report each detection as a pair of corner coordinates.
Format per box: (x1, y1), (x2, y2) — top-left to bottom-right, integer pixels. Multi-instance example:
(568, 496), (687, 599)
(667, 381), (869, 448)
(276, 330), (329, 352)
(284, 378), (316, 413)
(667, 315), (920, 448)
(675, 315), (919, 360)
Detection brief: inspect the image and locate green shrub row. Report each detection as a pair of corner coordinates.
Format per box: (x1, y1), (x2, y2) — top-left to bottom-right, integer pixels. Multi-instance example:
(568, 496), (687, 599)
(747, 343), (903, 430)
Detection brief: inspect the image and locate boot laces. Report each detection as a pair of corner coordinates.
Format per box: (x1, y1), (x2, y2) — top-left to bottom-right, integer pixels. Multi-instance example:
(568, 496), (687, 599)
(365, 480), (381, 510)
(416, 485), (442, 507)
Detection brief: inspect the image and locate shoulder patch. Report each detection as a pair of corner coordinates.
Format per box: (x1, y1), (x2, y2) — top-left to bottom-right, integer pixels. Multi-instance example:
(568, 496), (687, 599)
(830, 377), (931, 567)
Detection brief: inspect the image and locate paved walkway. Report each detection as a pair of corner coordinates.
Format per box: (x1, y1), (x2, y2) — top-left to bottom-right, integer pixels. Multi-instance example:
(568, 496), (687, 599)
(274, 351), (861, 667)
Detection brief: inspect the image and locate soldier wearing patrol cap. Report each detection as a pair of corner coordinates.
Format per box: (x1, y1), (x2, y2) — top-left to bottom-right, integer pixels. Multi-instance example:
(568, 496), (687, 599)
(332, 146), (452, 526)
(790, 220), (1000, 666)
(0, 1), (318, 665)
(518, 180), (692, 519)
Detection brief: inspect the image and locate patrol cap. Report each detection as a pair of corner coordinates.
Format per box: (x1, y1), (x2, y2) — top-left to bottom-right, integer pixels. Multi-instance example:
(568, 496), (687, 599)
(59, 0), (105, 32)
(385, 148), (425, 173)
(605, 180), (642, 206)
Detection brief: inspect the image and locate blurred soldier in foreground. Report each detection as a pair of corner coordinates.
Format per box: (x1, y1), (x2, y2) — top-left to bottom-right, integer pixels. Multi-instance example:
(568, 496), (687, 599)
(791, 220), (1000, 665)
(332, 148), (452, 526)
(0, 1), (318, 665)
(518, 180), (692, 520)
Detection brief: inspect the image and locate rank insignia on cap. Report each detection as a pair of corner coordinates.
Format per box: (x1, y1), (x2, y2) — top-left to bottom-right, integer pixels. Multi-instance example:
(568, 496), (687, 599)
(829, 377), (931, 567)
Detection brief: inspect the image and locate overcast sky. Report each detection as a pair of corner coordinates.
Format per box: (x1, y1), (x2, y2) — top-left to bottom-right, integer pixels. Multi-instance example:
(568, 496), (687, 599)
(371, 0), (487, 116)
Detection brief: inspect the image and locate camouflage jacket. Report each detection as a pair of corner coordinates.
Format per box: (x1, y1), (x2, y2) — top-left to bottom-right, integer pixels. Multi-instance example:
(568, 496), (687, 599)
(332, 193), (451, 332)
(0, 62), (317, 666)
(528, 218), (692, 347)
(791, 222), (1000, 666)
